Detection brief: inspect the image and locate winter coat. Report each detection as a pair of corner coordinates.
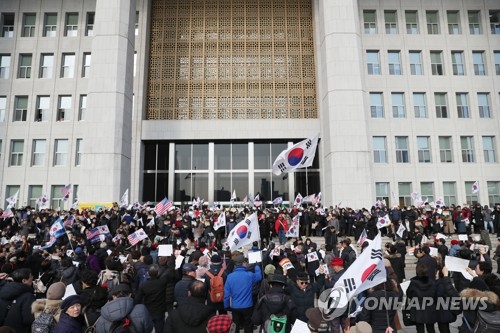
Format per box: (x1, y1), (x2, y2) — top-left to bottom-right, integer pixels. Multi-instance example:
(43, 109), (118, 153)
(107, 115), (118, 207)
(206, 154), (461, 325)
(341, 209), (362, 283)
(224, 265), (262, 309)
(58, 265), (80, 286)
(0, 281), (36, 333)
(163, 296), (214, 333)
(94, 296), (153, 333)
(53, 312), (84, 333)
(358, 288), (403, 333)
(274, 218), (289, 234)
(417, 254), (437, 280)
(460, 286), (499, 330)
(341, 246), (356, 269)
(251, 286), (297, 333)
(286, 274), (325, 322)
(85, 255), (101, 274)
(385, 253), (405, 283)
(31, 298), (62, 323)
(136, 270), (172, 316)
(174, 275), (196, 305)
(79, 285), (108, 326)
(434, 276), (459, 323)
(406, 276), (437, 324)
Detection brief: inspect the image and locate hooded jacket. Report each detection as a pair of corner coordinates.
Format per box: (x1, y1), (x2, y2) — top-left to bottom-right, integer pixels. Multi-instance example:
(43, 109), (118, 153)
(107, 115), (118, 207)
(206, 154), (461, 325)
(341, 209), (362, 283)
(163, 296), (214, 333)
(460, 286), (499, 330)
(224, 264), (262, 309)
(406, 275), (437, 324)
(251, 286), (296, 333)
(94, 296), (153, 333)
(31, 298), (63, 323)
(0, 281), (36, 333)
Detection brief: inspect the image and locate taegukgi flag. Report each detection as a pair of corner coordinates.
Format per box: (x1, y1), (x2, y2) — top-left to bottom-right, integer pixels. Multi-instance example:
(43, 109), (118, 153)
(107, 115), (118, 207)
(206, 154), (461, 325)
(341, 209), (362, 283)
(272, 134), (319, 175)
(227, 212), (260, 250)
(214, 211), (226, 231)
(285, 215), (299, 237)
(376, 214), (391, 229)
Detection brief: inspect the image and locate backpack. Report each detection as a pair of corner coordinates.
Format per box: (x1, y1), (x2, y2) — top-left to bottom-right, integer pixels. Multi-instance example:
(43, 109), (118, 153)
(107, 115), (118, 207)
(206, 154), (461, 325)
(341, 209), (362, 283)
(264, 314), (287, 333)
(473, 310), (500, 333)
(109, 316), (136, 333)
(205, 267), (225, 303)
(31, 310), (56, 333)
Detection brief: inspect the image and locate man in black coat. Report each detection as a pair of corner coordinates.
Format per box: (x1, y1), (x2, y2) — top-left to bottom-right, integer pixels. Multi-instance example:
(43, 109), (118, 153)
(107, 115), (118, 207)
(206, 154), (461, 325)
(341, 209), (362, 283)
(0, 268), (36, 333)
(136, 264), (172, 333)
(416, 246), (437, 280)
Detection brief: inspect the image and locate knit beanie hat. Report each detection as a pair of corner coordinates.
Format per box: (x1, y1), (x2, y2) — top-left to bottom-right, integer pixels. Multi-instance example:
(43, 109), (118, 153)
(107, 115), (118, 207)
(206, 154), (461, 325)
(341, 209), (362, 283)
(47, 282), (66, 300)
(60, 295), (82, 312)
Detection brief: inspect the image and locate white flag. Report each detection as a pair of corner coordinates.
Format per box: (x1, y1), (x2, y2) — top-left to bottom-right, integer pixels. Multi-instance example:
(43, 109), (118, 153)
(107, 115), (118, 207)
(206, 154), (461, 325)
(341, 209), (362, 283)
(376, 214), (391, 229)
(334, 233), (386, 300)
(231, 190), (237, 201)
(272, 134), (319, 175)
(303, 193), (316, 203)
(227, 212), (260, 250)
(71, 200), (79, 210)
(120, 189), (129, 208)
(472, 181), (479, 194)
(286, 215), (300, 237)
(214, 211), (227, 231)
(396, 224), (406, 238)
(6, 191), (19, 207)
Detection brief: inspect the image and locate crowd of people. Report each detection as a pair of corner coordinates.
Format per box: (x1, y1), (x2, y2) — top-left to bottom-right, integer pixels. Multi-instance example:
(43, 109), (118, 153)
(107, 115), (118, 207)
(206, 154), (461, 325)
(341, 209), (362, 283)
(0, 201), (498, 333)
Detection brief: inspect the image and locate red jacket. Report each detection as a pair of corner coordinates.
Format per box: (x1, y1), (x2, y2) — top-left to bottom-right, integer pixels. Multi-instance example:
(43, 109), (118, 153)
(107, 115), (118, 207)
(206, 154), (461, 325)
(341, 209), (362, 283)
(274, 216), (289, 234)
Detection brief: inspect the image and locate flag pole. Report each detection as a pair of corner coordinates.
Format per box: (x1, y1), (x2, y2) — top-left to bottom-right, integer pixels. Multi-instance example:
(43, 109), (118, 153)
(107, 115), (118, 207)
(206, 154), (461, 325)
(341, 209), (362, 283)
(306, 167), (309, 196)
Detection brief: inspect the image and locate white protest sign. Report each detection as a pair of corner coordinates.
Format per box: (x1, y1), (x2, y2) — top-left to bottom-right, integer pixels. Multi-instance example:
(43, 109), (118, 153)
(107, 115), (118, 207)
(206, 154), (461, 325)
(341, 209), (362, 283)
(445, 256), (473, 280)
(458, 234), (468, 241)
(436, 233), (446, 240)
(400, 280), (411, 295)
(63, 283), (77, 299)
(429, 247), (438, 257)
(248, 251), (262, 264)
(175, 255), (185, 269)
(290, 319), (309, 333)
(158, 244), (173, 257)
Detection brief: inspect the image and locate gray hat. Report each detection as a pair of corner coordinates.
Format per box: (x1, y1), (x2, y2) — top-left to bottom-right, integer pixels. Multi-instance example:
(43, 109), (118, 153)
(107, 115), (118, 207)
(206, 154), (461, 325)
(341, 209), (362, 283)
(47, 282), (66, 300)
(233, 254), (246, 265)
(269, 274), (287, 286)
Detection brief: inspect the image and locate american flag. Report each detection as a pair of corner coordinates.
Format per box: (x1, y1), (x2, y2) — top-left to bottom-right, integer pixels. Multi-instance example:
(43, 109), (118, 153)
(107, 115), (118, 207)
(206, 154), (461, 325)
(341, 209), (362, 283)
(154, 197), (172, 216)
(63, 215), (75, 227)
(61, 184), (71, 201)
(357, 228), (368, 247)
(127, 228), (148, 245)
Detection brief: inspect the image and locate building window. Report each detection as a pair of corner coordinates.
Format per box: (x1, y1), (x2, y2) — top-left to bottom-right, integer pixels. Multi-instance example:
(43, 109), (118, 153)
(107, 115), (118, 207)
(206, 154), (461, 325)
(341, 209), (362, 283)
(65, 13), (78, 37)
(22, 13), (36, 37)
(28, 185), (43, 207)
(61, 53), (75, 78)
(375, 182), (390, 204)
(435, 93), (448, 118)
(487, 182), (500, 206)
(54, 139), (68, 166)
(417, 136), (431, 163)
(10, 140), (24, 166)
(494, 51), (500, 75)
(1, 13), (15, 38)
(135, 11), (139, 36)
(372, 136), (387, 163)
(51, 185), (65, 209)
(388, 51), (401, 75)
(75, 138), (83, 166)
(398, 182), (412, 207)
(468, 11), (481, 34)
(413, 92), (427, 118)
(426, 11), (440, 34)
(134, 52), (137, 77)
(0, 140), (2, 159)
(384, 10), (398, 34)
(35, 96), (50, 122)
(430, 51), (443, 75)
(443, 181), (457, 206)
(43, 13), (57, 37)
(18, 54), (32, 78)
(421, 182), (434, 202)
(439, 136), (453, 163)
(477, 93), (491, 118)
(363, 10), (377, 34)
(370, 92), (384, 118)
(82, 53), (91, 78)
(482, 136), (496, 163)
(392, 92), (405, 118)
(0, 54), (10, 79)
(405, 11), (419, 34)
(465, 181), (479, 205)
(85, 12), (94, 36)
(14, 96), (28, 122)
(32, 139), (46, 166)
(78, 95), (86, 121)
(366, 50), (380, 75)
(451, 51), (465, 75)
(395, 136), (409, 163)
(409, 51), (423, 75)
(456, 93), (470, 118)
(490, 10), (500, 34)
(57, 95), (72, 121)
(447, 11), (461, 35)
(0, 96), (5, 122)
(473, 51), (486, 75)
(174, 143), (210, 202)
(39, 53), (53, 78)
(461, 136), (475, 163)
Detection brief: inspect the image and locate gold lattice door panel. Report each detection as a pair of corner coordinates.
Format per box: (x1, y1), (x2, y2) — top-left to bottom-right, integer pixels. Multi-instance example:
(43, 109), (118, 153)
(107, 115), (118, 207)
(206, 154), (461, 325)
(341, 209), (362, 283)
(147, 0), (317, 120)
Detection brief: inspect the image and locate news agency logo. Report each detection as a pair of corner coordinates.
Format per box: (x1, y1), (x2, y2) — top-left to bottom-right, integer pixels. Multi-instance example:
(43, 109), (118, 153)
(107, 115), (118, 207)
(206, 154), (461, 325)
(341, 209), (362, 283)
(317, 286), (349, 320)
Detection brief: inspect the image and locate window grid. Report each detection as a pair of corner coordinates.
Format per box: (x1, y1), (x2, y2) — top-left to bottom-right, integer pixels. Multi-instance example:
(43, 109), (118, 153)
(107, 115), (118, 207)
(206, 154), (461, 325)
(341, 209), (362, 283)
(398, 182), (412, 207)
(447, 11), (461, 35)
(405, 11), (418, 34)
(372, 137), (387, 163)
(494, 52), (500, 75)
(22, 13), (36, 37)
(375, 182), (390, 204)
(364, 10), (377, 34)
(388, 51), (401, 75)
(61, 53), (75, 78)
(370, 92), (384, 118)
(490, 10), (500, 34)
(482, 136), (496, 163)
(456, 93), (470, 118)
(43, 13), (57, 37)
(443, 182), (457, 206)
(426, 11), (439, 34)
(439, 136), (453, 163)
(461, 136), (475, 163)
(18, 54), (32, 78)
(39, 53), (54, 78)
(366, 51), (380, 75)
(14, 96), (28, 122)
(10, 140), (24, 166)
(435, 93), (448, 118)
(451, 51), (465, 75)
(35, 96), (50, 122)
(32, 139), (46, 166)
(54, 139), (68, 166)
(417, 136), (431, 163)
(0, 96), (5, 122)
(430, 51), (443, 75)
(28, 185), (43, 208)
(409, 51), (423, 75)
(0, 54), (10, 79)
(57, 96), (72, 121)
(75, 138), (83, 166)
(391, 93), (405, 118)
(465, 181), (479, 205)
(384, 11), (398, 34)
(468, 11), (481, 34)
(2, 13), (15, 38)
(65, 13), (78, 37)
(477, 93), (491, 118)
(79, 95), (87, 121)
(82, 53), (91, 78)
(473, 51), (486, 75)
(395, 136), (409, 163)
(487, 181), (500, 207)
(421, 182), (434, 202)
(413, 93), (427, 118)
(86, 13), (94, 36)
